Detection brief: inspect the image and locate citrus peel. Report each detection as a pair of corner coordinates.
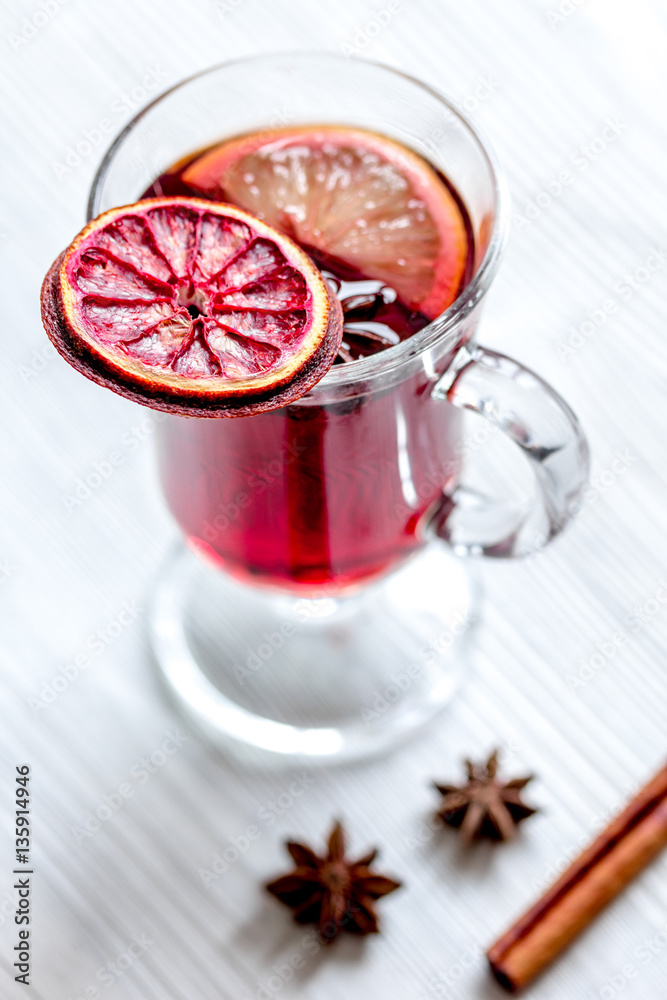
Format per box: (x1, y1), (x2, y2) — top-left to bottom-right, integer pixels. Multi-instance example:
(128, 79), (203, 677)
(41, 197), (343, 416)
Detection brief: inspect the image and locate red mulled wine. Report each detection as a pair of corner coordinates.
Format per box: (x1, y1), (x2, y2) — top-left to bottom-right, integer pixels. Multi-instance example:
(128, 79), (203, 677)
(147, 127), (475, 591)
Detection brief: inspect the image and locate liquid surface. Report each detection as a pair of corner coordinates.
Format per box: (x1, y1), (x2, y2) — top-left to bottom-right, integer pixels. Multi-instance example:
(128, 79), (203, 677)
(144, 132), (474, 363)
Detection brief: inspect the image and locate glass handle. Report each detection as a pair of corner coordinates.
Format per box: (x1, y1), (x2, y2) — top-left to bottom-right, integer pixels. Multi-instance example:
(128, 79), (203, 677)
(430, 343), (590, 558)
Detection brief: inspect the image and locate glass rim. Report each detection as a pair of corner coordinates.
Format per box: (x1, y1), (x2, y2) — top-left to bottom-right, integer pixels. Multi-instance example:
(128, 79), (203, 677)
(87, 51), (509, 390)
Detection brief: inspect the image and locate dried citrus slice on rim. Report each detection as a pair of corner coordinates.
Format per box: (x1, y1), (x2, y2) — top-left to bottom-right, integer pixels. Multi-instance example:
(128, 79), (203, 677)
(40, 197), (343, 416)
(181, 125), (471, 319)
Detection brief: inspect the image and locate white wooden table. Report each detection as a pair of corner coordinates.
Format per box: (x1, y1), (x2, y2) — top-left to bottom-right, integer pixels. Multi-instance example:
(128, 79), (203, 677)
(3, 1), (667, 997)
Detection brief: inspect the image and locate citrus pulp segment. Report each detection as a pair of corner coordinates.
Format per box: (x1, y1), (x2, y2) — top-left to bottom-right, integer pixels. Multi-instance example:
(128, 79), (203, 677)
(41, 197), (343, 416)
(182, 125), (470, 319)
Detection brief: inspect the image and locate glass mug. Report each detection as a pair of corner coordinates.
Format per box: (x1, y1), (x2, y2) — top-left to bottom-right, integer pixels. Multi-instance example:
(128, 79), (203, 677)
(89, 54), (589, 760)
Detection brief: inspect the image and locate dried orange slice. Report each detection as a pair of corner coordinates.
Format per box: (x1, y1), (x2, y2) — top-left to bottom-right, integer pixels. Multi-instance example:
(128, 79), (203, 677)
(41, 197), (343, 416)
(182, 125), (470, 319)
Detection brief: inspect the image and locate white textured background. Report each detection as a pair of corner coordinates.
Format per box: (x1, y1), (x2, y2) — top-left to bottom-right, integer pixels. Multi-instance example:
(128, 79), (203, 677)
(2, 1), (667, 997)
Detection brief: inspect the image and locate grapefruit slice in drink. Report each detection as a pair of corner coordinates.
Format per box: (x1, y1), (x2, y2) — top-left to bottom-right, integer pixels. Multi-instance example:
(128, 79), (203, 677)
(181, 125), (471, 319)
(41, 197), (343, 416)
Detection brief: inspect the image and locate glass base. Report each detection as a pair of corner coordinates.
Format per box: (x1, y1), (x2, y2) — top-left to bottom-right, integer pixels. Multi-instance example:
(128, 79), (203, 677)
(149, 543), (480, 762)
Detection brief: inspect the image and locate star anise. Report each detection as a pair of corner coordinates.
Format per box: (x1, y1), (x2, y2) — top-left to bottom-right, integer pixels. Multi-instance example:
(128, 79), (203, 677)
(433, 750), (537, 845)
(265, 820), (401, 942)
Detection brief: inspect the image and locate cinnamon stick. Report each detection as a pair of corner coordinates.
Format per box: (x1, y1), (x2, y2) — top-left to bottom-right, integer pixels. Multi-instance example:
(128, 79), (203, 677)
(487, 763), (667, 992)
